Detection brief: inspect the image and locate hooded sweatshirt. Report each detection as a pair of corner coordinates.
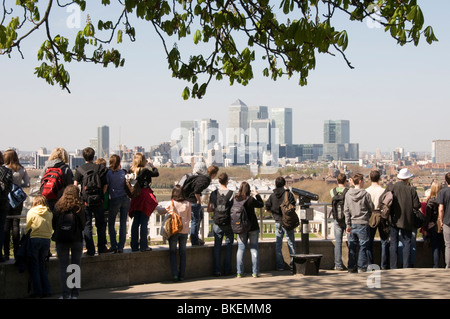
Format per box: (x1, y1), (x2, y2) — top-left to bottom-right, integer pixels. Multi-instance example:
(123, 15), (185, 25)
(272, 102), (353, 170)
(26, 205), (53, 239)
(344, 188), (374, 227)
(265, 187), (296, 223)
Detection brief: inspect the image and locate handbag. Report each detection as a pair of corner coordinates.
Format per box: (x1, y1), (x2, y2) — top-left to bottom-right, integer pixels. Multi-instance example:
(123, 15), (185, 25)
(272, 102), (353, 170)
(125, 179), (141, 199)
(9, 184), (27, 208)
(164, 200), (183, 238)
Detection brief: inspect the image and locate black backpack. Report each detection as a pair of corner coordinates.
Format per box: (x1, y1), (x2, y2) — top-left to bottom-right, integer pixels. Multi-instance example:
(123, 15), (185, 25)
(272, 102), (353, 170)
(331, 188), (348, 223)
(0, 166), (13, 199)
(230, 197), (251, 234)
(281, 191), (299, 231)
(56, 211), (78, 242)
(213, 190), (234, 226)
(78, 165), (103, 207)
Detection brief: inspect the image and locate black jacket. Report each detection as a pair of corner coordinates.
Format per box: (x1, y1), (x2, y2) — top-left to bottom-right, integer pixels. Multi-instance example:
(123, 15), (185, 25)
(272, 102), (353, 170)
(390, 181), (421, 231)
(265, 187), (296, 223)
(238, 194), (264, 232)
(183, 174), (211, 203)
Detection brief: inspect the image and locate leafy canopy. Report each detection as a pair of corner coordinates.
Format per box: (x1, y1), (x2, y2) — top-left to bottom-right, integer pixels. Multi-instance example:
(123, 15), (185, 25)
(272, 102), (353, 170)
(0, 0), (438, 98)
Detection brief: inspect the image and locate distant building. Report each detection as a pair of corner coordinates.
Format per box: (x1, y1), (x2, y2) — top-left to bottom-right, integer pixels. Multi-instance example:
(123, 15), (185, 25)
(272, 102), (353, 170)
(97, 125), (110, 159)
(271, 107), (293, 145)
(322, 120), (358, 161)
(432, 140), (450, 163)
(324, 120), (350, 144)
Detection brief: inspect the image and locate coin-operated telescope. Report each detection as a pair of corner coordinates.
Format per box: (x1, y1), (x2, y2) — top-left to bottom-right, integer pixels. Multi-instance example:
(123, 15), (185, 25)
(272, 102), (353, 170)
(290, 188), (319, 254)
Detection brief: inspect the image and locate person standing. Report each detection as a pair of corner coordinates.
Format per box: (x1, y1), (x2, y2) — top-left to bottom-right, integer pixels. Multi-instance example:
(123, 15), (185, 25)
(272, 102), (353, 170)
(182, 163), (218, 246)
(344, 173), (374, 273)
(208, 172), (234, 276)
(74, 147), (110, 256)
(163, 185), (191, 281)
(366, 170), (389, 269)
(329, 173), (349, 271)
(437, 172), (450, 269)
(265, 176), (297, 271)
(128, 153), (159, 252)
(3, 149), (30, 261)
(53, 185), (86, 299)
(234, 182), (264, 278)
(40, 147), (74, 212)
(0, 152), (13, 263)
(389, 168), (421, 269)
(425, 181), (444, 268)
(25, 195), (53, 298)
(106, 155), (130, 253)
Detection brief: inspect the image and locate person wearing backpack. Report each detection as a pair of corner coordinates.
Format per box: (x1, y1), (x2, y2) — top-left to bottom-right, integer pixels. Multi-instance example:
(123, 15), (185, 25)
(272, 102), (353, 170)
(0, 152), (13, 263)
(52, 185), (86, 299)
(3, 149), (30, 261)
(233, 182), (264, 278)
(128, 153), (159, 252)
(182, 163), (218, 246)
(25, 195), (53, 298)
(389, 168), (421, 269)
(329, 173), (349, 271)
(40, 147), (74, 212)
(425, 181), (444, 268)
(265, 176), (297, 271)
(74, 147), (110, 256)
(366, 170), (389, 269)
(344, 173), (374, 273)
(208, 172), (235, 277)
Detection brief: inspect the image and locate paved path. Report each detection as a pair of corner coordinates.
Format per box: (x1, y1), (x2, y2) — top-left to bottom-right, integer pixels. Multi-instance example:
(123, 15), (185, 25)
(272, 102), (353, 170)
(72, 268), (449, 299)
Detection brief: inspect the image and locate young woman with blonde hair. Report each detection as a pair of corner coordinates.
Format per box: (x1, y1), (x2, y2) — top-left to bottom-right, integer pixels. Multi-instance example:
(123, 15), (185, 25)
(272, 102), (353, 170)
(128, 153), (159, 252)
(40, 147), (74, 211)
(425, 181), (445, 268)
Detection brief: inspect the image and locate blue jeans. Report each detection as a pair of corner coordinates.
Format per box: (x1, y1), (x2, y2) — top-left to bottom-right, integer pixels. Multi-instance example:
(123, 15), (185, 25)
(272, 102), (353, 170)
(428, 226), (445, 268)
(56, 241), (83, 299)
(275, 222), (296, 269)
(190, 203), (203, 245)
(347, 224), (370, 271)
(169, 233), (188, 279)
(29, 238), (51, 296)
(84, 204), (107, 255)
(368, 223), (390, 269)
(334, 220), (347, 269)
(390, 226), (412, 269)
(130, 210), (149, 251)
(236, 230), (259, 275)
(213, 224), (234, 275)
(108, 195), (130, 251)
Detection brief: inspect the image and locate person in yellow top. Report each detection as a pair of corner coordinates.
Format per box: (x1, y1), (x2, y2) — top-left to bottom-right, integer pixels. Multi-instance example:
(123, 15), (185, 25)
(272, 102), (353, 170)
(26, 195), (53, 298)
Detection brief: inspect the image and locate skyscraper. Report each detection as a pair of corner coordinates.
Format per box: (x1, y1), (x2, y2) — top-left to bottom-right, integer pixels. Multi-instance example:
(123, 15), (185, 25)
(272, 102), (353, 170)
(324, 120), (350, 144)
(271, 107), (293, 145)
(227, 99), (248, 146)
(97, 125), (109, 159)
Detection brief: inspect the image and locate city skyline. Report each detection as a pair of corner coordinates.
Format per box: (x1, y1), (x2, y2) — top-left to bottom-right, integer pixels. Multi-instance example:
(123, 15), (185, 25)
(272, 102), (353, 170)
(1, 2), (448, 154)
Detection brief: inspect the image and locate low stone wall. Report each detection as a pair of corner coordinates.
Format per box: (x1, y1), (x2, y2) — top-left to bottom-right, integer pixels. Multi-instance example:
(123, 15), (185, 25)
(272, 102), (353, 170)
(0, 239), (439, 299)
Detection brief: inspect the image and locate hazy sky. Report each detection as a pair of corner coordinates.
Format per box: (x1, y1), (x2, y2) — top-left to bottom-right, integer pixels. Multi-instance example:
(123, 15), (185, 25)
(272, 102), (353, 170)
(1, 1), (449, 154)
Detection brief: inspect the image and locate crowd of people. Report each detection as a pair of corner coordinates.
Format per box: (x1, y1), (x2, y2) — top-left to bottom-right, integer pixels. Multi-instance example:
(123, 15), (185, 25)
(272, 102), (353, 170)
(1, 146), (450, 299)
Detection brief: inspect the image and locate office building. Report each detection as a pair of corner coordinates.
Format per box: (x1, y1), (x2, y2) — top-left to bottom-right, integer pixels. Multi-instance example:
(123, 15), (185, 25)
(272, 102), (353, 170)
(324, 120), (350, 144)
(271, 108), (293, 145)
(97, 125), (110, 159)
(432, 140), (450, 163)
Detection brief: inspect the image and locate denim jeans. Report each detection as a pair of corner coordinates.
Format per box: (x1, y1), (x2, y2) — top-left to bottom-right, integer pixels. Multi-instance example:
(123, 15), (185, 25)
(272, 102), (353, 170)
(169, 233), (188, 279)
(0, 198), (9, 260)
(213, 224), (234, 275)
(29, 238), (51, 296)
(368, 223), (390, 269)
(334, 220), (347, 269)
(428, 226), (445, 268)
(347, 224), (370, 271)
(83, 204), (107, 255)
(236, 230), (259, 275)
(389, 226), (412, 269)
(190, 203), (203, 245)
(130, 210), (149, 251)
(397, 229), (417, 267)
(108, 195), (130, 251)
(4, 203), (22, 259)
(56, 241), (83, 298)
(275, 222), (296, 270)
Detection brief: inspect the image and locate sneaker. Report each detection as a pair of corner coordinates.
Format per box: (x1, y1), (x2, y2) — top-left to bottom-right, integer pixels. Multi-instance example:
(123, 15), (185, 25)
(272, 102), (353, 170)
(252, 273), (260, 278)
(236, 273), (243, 278)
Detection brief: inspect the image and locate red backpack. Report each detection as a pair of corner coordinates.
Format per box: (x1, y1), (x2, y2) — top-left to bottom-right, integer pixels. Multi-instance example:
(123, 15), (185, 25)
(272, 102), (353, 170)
(40, 164), (65, 200)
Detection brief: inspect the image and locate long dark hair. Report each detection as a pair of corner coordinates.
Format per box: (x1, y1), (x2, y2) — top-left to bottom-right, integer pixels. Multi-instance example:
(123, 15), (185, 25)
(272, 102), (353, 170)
(55, 185), (82, 214)
(171, 184), (185, 202)
(235, 181), (251, 201)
